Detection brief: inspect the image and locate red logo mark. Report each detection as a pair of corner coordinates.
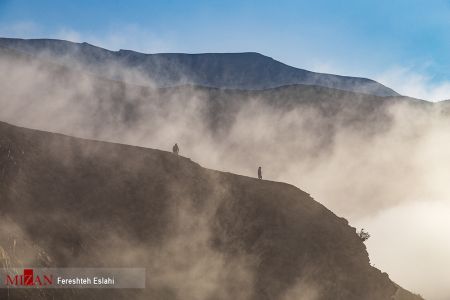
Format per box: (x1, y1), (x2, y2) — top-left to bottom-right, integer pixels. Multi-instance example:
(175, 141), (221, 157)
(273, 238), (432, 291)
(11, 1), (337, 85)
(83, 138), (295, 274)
(5, 268), (53, 286)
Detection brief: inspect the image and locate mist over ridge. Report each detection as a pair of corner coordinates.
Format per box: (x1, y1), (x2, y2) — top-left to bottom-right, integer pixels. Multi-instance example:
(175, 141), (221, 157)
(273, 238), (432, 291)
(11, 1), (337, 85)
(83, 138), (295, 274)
(0, 120), (422, 300)
(0, 37), (399, 96)
(0, 38), (448, 299)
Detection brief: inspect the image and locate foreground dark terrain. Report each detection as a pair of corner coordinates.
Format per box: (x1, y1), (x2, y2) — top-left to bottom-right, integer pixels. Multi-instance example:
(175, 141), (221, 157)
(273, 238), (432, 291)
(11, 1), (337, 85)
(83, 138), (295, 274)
(0, 121), (422, 299)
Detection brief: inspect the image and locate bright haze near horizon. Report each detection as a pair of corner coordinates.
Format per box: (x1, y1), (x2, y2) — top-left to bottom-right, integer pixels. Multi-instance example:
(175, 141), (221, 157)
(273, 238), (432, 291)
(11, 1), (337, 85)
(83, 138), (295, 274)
(1, 0), (450, 101)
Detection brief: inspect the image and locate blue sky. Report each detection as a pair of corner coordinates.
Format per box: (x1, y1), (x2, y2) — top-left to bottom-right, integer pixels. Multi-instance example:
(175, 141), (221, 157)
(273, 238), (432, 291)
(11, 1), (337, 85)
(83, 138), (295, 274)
(1, 0), (450, 100)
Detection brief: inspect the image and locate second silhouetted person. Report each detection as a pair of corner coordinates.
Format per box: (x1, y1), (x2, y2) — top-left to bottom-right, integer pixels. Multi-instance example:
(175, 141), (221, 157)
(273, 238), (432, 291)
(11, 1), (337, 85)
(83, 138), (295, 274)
(173, 143), (179, 155)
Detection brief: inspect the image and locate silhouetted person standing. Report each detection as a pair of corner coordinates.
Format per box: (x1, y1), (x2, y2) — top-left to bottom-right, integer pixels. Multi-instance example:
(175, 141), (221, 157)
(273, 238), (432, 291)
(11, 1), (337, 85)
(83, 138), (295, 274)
(172, 143), (179, 155)
(258, 166), (262, 180)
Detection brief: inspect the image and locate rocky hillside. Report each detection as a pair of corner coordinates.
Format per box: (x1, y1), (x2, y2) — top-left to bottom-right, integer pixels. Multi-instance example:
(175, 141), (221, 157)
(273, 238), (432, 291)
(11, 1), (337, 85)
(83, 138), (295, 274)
(0, 37), (398, 96)
(0, 121), (422, 299)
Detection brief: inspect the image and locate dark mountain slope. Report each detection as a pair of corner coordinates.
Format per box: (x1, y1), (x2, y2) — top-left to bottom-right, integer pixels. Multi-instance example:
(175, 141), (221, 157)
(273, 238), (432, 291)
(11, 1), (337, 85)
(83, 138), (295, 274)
(0, 37), (399, 96)
(0, 121), (422, 299)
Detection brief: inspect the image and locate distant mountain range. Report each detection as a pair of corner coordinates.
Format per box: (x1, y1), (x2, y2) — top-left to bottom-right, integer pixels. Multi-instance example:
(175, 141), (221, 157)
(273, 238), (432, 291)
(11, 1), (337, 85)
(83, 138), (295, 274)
(0, 43), (430, 156)
(0, 38), (399, 97)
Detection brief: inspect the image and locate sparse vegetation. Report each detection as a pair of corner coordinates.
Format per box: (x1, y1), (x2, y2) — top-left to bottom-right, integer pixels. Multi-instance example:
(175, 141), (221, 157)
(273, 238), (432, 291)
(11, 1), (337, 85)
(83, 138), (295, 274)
(358, 228), (371, 242)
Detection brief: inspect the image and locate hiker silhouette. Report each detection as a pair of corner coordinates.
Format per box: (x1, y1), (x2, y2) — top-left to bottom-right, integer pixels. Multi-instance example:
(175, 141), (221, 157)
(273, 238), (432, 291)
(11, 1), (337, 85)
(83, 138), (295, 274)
(172, 143), (179, 155)
(258, 166), (262, 180)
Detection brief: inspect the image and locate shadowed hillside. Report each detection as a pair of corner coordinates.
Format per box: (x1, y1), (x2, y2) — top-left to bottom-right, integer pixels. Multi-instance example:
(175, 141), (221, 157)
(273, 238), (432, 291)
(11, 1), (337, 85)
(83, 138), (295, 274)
(0, 121), (422, 299)
(0, 37), (399, 96)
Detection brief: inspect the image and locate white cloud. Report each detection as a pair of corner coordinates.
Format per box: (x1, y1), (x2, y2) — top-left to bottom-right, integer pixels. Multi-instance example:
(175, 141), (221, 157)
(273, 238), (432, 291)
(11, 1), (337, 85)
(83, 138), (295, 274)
(375, 66), (450, 102)
(299, 59), (450, 102)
